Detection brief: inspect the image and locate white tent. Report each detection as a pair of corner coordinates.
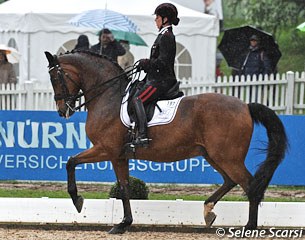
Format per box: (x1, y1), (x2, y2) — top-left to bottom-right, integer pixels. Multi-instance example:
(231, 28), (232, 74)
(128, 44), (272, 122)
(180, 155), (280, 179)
(0, 0), (219, 84)
(172, 0), (223, 20)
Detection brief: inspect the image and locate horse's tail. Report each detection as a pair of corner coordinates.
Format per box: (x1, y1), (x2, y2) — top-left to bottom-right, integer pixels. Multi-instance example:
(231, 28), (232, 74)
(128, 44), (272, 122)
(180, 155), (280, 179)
(247, 103), (288, 202)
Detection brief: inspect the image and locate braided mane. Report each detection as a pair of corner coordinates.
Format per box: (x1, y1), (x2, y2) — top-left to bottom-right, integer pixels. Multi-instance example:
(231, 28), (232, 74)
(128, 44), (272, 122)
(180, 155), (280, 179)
(61, 49), (125, 72)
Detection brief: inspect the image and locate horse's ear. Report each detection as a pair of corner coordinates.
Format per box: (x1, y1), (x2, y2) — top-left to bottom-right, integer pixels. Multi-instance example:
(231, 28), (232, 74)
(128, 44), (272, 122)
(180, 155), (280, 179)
(45, 51), (59, 67)
(45, 51), (54, 65)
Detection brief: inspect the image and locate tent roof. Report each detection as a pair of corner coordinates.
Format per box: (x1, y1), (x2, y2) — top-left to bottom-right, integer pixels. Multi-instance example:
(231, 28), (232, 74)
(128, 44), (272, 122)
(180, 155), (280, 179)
(0, 0), (218, 36)
(0, 0), (202, 16)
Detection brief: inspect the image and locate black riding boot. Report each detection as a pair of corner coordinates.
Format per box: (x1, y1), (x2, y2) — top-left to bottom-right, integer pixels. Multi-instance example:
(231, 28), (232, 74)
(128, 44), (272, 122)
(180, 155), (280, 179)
(133, 98), (150, 147)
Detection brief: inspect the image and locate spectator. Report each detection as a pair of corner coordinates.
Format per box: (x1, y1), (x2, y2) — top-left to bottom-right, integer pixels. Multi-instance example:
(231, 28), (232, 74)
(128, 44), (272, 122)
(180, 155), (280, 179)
(117, 40), (134, 70)
(203, 0), (223, 31)
(216, 63), (223, 77)
(203, 0), (219, 17)
(216, 52), (224, 77)
(73, 34), (90, 51)
(90, 28), (126, 62)
(240, 35), (272, 78)
(239, 35), (273, 102)
(0, 50), (17, 84)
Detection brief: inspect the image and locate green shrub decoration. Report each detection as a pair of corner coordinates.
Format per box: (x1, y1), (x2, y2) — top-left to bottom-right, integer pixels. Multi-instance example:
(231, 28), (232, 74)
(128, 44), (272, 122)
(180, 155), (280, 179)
(109, 176), (149, 199)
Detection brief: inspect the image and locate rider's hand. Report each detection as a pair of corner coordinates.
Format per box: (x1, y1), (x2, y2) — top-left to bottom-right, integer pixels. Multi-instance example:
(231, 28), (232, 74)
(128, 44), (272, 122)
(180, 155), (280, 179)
(136, 59), (150, 72)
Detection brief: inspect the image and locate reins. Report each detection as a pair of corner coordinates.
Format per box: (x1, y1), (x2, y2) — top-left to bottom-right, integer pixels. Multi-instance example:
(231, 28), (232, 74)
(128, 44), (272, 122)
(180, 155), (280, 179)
(49, 60), (139, 112)
(73, 67), (136, 111)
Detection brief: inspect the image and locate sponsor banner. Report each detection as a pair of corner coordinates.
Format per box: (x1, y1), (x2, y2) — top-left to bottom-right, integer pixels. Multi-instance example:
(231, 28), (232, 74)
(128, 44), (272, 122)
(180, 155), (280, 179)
(0, 111), (304, 185)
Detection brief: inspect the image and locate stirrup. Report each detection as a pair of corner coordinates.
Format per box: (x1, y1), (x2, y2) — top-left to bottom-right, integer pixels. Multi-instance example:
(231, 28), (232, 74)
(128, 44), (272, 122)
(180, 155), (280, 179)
(133, 137), (151, 148)
(133, 137), (151, 145)
(123, 137), (151, 154)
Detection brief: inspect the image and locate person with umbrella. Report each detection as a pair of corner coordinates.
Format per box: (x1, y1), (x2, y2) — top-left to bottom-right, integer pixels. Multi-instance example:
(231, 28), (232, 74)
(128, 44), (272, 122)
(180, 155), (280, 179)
(240, 34), (272, 77)
(218, 25), (281, 78)
(129, 3), (181, 148)
(0, 49), (17, 84)
(90, 28), (126, 62)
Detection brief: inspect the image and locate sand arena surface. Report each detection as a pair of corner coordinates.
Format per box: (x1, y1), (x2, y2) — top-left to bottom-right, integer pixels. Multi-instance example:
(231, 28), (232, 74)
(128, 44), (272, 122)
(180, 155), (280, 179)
(0, 225), (304, 240)
(0, 227), (213, 240)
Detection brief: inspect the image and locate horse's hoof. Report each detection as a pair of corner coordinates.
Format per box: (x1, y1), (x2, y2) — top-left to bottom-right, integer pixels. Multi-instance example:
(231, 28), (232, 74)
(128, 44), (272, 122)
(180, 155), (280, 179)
(205, 212), (217, 228)
(108, 225), (128, 234)
(74, 195), (84, 213)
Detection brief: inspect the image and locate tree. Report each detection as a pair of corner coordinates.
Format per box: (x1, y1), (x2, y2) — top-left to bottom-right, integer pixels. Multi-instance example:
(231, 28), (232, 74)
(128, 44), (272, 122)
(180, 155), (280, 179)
(227, 0), (305, 38)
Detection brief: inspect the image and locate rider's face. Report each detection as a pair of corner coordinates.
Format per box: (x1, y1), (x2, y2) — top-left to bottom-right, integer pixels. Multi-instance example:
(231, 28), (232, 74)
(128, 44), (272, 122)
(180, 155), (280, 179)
(155, 15), (163, 29)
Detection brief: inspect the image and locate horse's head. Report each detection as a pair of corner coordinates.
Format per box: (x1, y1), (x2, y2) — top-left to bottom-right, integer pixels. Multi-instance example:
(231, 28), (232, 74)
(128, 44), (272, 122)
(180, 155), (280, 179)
(45, 51), (81, 118)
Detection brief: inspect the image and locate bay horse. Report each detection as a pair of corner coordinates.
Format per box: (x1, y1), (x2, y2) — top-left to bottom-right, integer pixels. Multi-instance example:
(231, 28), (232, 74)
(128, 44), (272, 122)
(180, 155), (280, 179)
(45, 50), (287, 234)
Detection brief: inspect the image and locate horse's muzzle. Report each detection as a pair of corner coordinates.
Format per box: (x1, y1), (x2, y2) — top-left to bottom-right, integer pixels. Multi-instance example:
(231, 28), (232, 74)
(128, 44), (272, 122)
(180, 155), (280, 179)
(57, 101), (75, 119)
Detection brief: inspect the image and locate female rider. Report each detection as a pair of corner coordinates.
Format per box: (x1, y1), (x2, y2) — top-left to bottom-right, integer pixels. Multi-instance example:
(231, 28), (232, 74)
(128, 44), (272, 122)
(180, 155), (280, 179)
(131, 3), (180, 148)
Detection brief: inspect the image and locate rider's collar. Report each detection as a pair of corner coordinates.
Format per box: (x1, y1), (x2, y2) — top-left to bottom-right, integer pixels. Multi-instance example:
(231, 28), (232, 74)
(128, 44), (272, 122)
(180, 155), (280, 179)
(158, 25), (172, 34)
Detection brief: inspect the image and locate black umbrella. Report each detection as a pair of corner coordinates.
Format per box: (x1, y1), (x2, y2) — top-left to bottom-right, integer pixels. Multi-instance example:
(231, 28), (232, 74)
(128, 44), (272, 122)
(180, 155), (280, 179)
(218, 25), (281, 72)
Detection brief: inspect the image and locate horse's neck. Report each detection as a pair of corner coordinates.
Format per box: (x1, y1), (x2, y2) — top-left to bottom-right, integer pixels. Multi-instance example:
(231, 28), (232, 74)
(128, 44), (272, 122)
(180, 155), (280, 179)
(83, 71), (127, 115)
(66, 53), (127, 116)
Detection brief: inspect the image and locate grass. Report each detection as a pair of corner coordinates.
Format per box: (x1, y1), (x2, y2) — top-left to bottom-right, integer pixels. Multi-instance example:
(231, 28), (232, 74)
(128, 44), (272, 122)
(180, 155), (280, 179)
(0, 189), (108, 199)
(148, 193), (248, 202)
(0, 183), (304, 202)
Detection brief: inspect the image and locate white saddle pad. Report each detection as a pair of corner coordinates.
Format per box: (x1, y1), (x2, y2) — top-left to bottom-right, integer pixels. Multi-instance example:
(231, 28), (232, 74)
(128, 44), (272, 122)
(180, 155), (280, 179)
(120, 91), (184, 128)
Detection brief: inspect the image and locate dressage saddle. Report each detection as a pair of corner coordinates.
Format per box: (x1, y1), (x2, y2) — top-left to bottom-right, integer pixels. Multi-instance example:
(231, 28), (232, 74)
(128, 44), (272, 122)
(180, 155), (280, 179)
(126, 81), (184, 123)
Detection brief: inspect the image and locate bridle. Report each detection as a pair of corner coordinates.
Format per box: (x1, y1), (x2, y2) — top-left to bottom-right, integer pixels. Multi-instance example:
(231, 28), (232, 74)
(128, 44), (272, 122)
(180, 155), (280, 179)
(48, 61), (139, 112)
(48, 64), (82, 112)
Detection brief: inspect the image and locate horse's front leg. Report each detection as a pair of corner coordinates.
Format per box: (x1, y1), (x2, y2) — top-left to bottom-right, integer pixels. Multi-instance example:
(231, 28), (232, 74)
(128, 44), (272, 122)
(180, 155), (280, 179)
(66, 156), (84, 213)
(66, 146), (109, 213)
(109, 159), (133, 234)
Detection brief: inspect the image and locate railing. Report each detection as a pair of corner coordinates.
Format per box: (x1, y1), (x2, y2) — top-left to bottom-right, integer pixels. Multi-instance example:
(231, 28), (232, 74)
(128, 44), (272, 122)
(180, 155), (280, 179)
(180, 71), (305, 115)
(1, 71), (305, 115)
(0, 81), (55, 111)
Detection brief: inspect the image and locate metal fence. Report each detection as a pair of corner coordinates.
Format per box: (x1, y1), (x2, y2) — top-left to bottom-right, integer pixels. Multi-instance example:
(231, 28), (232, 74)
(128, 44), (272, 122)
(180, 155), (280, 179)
(1, 71), (305, 115)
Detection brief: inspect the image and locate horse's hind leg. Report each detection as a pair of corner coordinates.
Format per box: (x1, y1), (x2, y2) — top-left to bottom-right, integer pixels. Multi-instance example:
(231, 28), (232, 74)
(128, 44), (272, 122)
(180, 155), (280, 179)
(108, 158), (133, 234)
(216, 164), (256, 229)
(244, 195), (260, 229)
(66, 156), (84, 213)
(244, 178), (265, 229)
(204, 175), (236, 227)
